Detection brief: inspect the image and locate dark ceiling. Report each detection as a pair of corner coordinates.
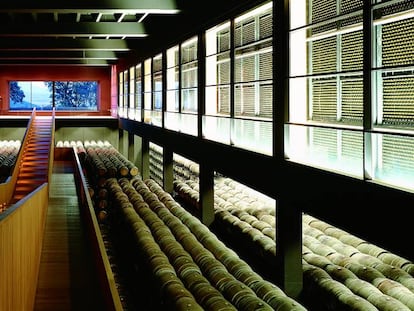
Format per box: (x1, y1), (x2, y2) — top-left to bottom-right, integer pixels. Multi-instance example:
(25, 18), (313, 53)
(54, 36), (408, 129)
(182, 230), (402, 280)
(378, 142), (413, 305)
(0, 0), (263, 67)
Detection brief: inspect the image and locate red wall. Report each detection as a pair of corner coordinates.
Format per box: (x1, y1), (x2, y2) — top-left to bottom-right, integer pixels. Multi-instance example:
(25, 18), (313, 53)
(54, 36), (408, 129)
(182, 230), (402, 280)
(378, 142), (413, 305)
(0, 65), (112, 116)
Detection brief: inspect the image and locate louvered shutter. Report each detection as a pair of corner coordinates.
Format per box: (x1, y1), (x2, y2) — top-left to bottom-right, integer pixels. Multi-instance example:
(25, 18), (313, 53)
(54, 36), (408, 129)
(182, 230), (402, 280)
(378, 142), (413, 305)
(381, 18), (414, 126)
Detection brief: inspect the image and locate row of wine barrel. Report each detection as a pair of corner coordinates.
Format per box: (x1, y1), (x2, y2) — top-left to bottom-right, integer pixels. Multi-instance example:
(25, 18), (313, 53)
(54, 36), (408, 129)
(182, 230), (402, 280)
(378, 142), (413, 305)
(104, 175), (307, 310)
(173, 175), (414, 311)
(0, 140), (21, 181)
(56, 140), (139, 224)
(149, 146), (164, 187)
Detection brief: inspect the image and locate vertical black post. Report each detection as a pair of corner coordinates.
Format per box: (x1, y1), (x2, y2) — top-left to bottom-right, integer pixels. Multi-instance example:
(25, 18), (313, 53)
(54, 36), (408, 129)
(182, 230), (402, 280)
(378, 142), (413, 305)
(198, 32), (206, 138)
(141, 137), (150, 180)
(140, 64), (145, 123)
(118, 128), (125, 155)
(276, 196), (303, 299)
(163, 147), (174, 194)
(274, 0), (303, 299)
(127, 132), (134, 161)
(162, 50), (168, 129)
(230, 19), (235, 119)
(178, 43), (182, 114)
(199, 162), (215, 226)
(363, 0), (373, 180)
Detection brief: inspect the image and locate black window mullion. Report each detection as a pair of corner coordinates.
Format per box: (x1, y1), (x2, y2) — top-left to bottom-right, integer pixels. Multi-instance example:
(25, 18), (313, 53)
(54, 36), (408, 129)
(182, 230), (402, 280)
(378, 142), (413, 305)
(230, 19), (235, 118)
(363, 0), (373, 180)
(198, 32), (206, 137)
(178, 43), (182, 114)
(162, 50), (167, 128)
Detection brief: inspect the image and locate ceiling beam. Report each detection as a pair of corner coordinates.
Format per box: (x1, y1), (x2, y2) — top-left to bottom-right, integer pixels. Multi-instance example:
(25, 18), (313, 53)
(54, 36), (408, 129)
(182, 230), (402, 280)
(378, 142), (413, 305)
(0, 38), (131, 51)
(0, 0), (180, 14)
(0, 22), (148, 37)
(0, 59), (113, 66)
(0, 50), (120, 60)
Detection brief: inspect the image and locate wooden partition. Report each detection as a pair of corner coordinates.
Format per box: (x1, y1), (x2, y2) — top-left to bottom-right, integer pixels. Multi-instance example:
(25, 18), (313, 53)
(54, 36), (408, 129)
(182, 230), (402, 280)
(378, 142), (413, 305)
(72, 147), (123, 311)
(0, 184), (49, 310)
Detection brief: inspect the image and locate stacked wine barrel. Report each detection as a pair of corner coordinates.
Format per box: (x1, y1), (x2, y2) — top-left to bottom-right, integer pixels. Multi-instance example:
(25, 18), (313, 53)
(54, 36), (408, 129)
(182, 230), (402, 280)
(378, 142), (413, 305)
(149, 143), (164, 186)
(169, 158), (414, 310)
(0, 140), (21, 182)
(78, 140), (138, 222)
(149, 143), (200, 187)
(67, 140), (141, 309)
(105, 176), (307, 310)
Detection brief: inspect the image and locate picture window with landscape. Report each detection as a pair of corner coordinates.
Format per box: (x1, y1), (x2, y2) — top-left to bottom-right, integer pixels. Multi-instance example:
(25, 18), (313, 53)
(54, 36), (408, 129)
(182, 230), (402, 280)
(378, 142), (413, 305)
(9, 81), (98, 111)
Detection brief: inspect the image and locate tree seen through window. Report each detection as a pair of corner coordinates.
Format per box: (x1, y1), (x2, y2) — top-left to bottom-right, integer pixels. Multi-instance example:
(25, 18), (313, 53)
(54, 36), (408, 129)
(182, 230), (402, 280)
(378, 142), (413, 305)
(9, 81), (98, 111)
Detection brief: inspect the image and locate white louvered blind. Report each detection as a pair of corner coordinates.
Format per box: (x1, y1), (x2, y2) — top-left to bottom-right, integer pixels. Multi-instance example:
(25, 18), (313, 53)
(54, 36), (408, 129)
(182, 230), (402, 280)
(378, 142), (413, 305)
(380, 17), (414, 126)
(153, 54), (163, 110)
(309, 0), (363, 125)
(181, 37), (198, 113)
(312, 78), (337, 122)
(234, 4), (273, 119)
(135, 64), (142, 110)
(205, 23), (231, 116)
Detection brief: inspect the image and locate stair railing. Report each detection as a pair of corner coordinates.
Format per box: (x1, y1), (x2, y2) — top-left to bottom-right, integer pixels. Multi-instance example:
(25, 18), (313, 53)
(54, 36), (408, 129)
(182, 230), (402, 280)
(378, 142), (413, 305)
(0, 108), (37, 208)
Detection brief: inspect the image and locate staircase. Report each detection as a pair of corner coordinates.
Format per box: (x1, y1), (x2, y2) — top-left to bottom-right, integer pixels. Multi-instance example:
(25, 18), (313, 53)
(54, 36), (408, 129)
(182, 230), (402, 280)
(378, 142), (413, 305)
(11, 116), (53, 204)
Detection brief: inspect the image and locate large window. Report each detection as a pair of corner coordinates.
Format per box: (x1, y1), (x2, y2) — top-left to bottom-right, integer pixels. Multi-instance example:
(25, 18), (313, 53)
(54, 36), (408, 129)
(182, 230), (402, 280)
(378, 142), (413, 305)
(290, 0), (364, 125)
(373, 0), (414, 128)
(9, 81), (98, 111)
(203, 2), (273, 155)
(289, 0), (414, 189)
(288, 0), (365, 176)
(234, 2), (273, 120)
(371, 0), (414, 188)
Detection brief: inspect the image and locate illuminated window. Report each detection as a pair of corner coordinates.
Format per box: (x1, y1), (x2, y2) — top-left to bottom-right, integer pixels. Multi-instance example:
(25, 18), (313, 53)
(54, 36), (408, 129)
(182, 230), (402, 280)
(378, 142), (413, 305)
(181, 36), (198, 113)
(135, 64), (142, 111)
(129, 67), (135, 109)
(118, 73), (123, 109)
(206, 21), (231, 116)
(9, 81), (98, 111)
(234, 2), (273, 120)
(290, 0), (363, 126)
(166, 45), (179, 112)
(153, 53), (163, 111)
(144, 58), (152, 111)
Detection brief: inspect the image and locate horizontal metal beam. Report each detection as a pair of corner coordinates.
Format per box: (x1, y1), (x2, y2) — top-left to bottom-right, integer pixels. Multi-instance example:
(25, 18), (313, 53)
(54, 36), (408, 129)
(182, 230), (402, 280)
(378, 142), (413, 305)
(0, 22), (147, 37)
(0, 38), (131, 51)
(0, 0), (180, 14)
(0, 50), (120, 60)
(0, 59), (113, 66)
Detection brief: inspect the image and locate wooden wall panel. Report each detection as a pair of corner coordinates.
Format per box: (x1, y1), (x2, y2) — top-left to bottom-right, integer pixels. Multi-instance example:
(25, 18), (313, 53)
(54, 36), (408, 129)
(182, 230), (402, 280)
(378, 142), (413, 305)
(0, 66), (111, 116)
(0, 185), (48, 311)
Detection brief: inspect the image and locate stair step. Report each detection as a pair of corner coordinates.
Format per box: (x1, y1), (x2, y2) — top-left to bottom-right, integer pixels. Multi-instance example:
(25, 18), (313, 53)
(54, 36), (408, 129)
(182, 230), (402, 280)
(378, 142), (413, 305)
(16, 179), (46, 185)
(14, 186), (42, 193)
(18, 171), (47, 179)
(20, 162), (49, 171)
(24, 149), (50, 154)
(24, 150), (50, 155)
